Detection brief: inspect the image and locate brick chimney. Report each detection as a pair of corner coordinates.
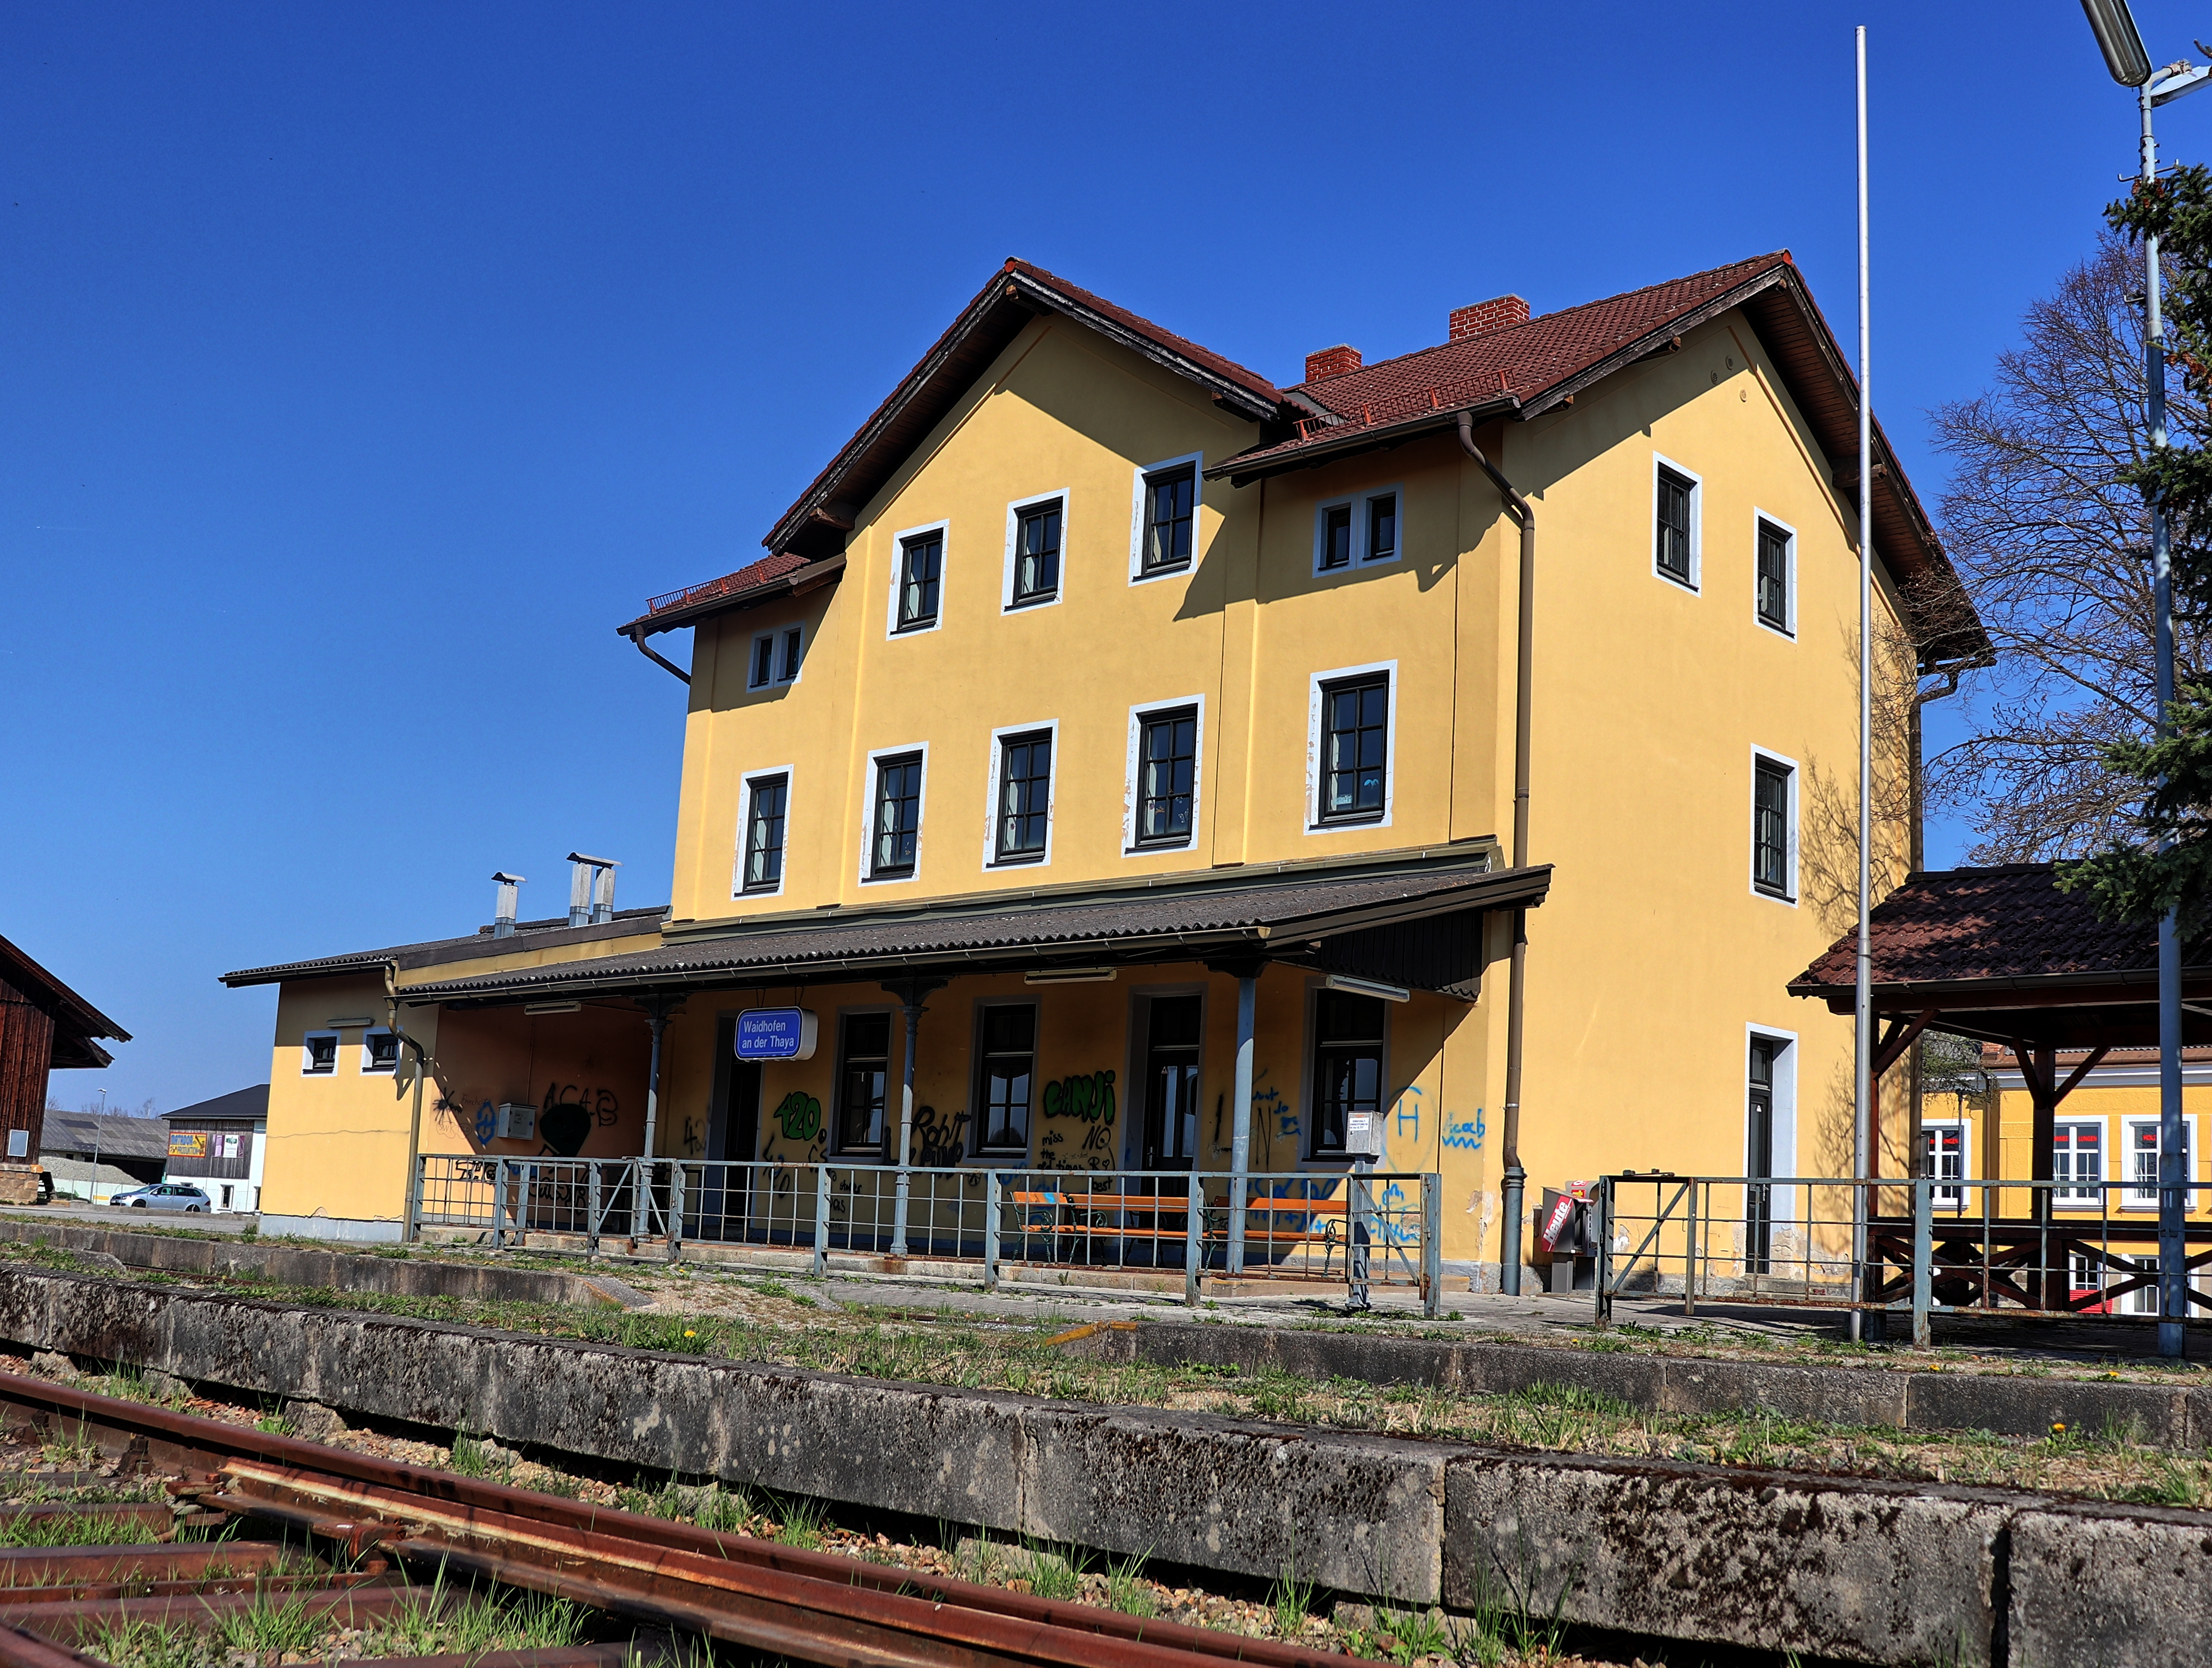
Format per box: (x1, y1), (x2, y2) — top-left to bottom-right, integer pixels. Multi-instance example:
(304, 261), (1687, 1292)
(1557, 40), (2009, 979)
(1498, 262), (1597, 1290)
(1449, 295), (1530, 342)
(1304, 344), (1362, 382)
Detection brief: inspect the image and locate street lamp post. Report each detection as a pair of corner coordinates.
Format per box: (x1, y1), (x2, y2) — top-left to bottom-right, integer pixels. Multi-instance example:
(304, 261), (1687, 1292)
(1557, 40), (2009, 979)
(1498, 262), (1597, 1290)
(2081, 1), (2210, 1360)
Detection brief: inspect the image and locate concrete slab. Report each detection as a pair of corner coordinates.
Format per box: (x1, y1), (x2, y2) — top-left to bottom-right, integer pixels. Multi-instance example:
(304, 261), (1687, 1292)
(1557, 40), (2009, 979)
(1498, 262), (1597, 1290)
(2008, 1500), (2212, 1668)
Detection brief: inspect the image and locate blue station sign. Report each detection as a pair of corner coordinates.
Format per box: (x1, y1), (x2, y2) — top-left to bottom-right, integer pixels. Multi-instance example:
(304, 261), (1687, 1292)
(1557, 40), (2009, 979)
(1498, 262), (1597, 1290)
(735, 1007), (819, 1062)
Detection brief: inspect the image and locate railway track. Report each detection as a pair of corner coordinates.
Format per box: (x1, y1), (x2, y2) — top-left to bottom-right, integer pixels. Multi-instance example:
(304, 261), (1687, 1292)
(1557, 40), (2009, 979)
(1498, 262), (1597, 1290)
(0, 1366), (1350, 1668)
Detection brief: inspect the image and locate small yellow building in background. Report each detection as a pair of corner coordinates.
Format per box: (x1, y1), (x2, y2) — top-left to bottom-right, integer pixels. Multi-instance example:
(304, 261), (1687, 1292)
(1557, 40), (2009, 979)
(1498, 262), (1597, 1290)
(224, 253), (1986, 1285)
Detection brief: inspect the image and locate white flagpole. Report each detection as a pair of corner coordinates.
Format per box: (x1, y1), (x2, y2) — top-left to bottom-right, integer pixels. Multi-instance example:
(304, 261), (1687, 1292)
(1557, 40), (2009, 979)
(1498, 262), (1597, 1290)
(1852, 24), (1874, 1344)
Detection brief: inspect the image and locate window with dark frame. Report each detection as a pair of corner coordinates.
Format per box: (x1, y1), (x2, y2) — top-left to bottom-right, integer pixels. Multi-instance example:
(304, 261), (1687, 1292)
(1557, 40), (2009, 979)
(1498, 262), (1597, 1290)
(1365, 493), (1397, 563)
(1319, 674), (1389, 823)
(974, 1004), (1036, 1151)
(1319, 503), (1353, 571)
(741, 773), (788, 893)
(780, 627), (804, 681)
(749, 635), (776, 689)
(836, 1012), (891, 1151)
(1655, 465), (1695, 584)
(994, 731), (1053, 862)
(1756, 519), (1791, 630)
(871, 752), (924, 879)
(1012, 500), (1062, 606)
(897, 532), (943, 630)
(1135, 706), (1197, 847)
(303, 1035), (337, 1076)
(1310, 989), (1384, 1156)
(363, 1031), (399, 1073)
(1142, 466), (1196, 574)
(1753, 757), (1792, 897)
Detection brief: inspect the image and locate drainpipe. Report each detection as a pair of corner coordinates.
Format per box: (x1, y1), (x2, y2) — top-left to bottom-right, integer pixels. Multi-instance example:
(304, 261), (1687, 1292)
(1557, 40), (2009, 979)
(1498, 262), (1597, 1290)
(1457, 411), (1535, 1296)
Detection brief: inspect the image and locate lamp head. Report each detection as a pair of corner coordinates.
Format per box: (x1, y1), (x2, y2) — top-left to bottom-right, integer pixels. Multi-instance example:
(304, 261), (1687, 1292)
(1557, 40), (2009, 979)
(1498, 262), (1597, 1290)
(2083, 0), (2155, 87)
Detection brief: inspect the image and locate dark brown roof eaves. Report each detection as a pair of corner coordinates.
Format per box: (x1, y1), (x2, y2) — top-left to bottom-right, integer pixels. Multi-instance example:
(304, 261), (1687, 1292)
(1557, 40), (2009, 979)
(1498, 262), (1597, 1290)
(620, 553), (843, 641)
(220, 907), (671, 989)
(761, 259), (1287, 560)
(405, 859), (1552, 1003)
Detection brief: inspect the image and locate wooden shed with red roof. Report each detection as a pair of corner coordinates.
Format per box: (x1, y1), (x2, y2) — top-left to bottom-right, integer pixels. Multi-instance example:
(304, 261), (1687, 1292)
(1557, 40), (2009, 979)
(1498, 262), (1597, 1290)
(0, 935), (128, 1177)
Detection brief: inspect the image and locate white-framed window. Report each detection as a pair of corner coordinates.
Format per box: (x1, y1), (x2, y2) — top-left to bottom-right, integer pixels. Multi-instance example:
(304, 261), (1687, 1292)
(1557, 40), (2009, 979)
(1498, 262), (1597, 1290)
(2055, 1119), (2107, 1208)
(1130, 453), (1201, 583)
(1123, 695), (1205, 853)
(983, 720), (1057, 869)
(1312, 485), (1403, 576)
(361, 1029), (399, 1074)
(1653, 453), (1701, 590)
(736, 767), (794, 898)
(1920, 1121), (1966, 1209)
(887, 519), (948, 636)
(747, 624), (805, 690)
(1306, 661), (1397, 833)
(1750, 746), (1799, 904)
(2122, 1115), (2197, 1210)
(1752, 509), (1797, 636)
(1003, 490), (1068, 611)
(860, 743), (929, 885)
(301, 1032), (339, 1076)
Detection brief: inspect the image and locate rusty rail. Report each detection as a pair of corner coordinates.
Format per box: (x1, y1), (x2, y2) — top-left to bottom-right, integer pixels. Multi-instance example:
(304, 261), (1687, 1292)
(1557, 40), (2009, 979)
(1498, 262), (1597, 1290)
(0, 1368), (1346, 1668)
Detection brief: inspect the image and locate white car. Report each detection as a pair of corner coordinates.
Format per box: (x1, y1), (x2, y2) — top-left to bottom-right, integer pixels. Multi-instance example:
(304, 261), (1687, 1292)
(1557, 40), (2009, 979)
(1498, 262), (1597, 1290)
(110, 1182), (212, 1213)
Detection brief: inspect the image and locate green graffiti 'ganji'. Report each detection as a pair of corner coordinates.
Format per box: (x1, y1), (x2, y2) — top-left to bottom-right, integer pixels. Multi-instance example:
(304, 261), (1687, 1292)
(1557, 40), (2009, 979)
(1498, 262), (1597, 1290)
(1041, 1070), (1115, 1125)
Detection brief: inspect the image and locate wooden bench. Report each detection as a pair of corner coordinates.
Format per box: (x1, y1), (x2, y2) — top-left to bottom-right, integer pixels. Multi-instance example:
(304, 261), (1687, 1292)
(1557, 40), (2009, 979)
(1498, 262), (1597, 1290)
(1000, 1189), (1352, 1270)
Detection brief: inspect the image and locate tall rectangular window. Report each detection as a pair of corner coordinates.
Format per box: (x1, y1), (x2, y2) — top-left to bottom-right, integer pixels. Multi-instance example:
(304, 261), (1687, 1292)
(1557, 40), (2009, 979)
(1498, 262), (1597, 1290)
(1135, 707), (1197, 847)
(897, 532), (942, 631)
(1319, 503), (1353, 571)
(1656, 464), (1696, 585)
(1311, 990), (1385, 1156)
(1747, 1037), (1775, 1269)
(749, 635), (776, 689)
(974, 1004), (1036, 1152)
(1142, 466), (1195, 575)
(2056, 1122), (2102, 1205)
(1319, 674), (1389, 823)
(1756, 519), (1791, 631)
(1921, 1124), (1964, 1208)
(2126, 1118), (2193, 1207)
(1752, 757), (1792, 897)
(741, 773), (788, 893)
(836, 1012), (891, 1151)
(994, 731), (1053, 862)
(779, 627), (804, 681)
(1365, 492), (1397, 563)
(1012, 500), (1062, 606)
(871, 752), (924, 879)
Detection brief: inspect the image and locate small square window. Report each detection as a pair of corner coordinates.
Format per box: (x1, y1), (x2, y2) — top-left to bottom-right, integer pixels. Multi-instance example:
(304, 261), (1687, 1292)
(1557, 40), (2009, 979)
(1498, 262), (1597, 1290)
(1753, 757), (1793, 898)
(897, 532), (943, 631)
(1141, 466), (1196, 575)
(1012, 500), (1062, 606)
(974, 1003), (1037, 1152)
(994, 731), (1053, 863)
(870, 752), (924, 880)
(362, 1030), (399, 1074)
(302, 1033), (339, 1076)
(1656, 464), (1697, 586)
(1135, 706), (1198, 847)
(1318, 674), (1390, 823)
(1364, 493), (1397, 563)
(1756, 518), (1792, 632)
(742, 773), (789, 893)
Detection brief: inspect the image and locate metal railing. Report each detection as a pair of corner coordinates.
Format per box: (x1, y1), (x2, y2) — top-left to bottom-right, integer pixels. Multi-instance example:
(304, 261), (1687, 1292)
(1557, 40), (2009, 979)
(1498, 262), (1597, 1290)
(413, 1155), (1442, 1314)
(1596, 1173), (2212, 1343)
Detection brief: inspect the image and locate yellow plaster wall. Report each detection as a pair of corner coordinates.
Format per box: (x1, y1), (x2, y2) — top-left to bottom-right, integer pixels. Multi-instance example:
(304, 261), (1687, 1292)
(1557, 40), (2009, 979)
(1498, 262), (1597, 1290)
(258, 973), (427, 1226)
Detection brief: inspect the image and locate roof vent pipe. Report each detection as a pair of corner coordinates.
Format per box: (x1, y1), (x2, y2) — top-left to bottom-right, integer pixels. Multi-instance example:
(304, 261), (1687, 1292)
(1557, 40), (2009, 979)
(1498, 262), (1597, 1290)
(567, 853), (619, 926)
(491, 873), (525, 939)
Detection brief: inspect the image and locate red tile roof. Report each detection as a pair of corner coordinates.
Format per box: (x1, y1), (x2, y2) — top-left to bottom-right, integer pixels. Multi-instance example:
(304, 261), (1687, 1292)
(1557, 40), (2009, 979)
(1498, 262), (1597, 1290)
(1791, 864), (2171, 992)
(1231, 253), (1791, 471)
(641, 551), (809, 620)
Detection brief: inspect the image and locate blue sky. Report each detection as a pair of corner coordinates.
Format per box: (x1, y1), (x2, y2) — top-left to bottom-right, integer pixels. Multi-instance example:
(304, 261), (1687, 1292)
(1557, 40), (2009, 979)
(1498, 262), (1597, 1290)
(1, 1), (2193, 1111)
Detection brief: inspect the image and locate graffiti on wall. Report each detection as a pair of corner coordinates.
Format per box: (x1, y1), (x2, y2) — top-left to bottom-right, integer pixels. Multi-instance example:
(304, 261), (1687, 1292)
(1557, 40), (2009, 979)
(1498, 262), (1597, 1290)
(911, 1104), (968, 1168)
(1039, 1070), (1117, 1169)
(1444, 1111), (1486, 1150)
(770, 1091), (822, 1143)
(539, 1085), (620, 1158)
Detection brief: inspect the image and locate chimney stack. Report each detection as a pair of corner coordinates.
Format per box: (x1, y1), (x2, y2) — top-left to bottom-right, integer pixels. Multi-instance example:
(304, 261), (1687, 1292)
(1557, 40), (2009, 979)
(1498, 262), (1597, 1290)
(1449, 295), (1530, 342)
(491, 872), (525, 939)
(567, 852), (619, 926)
(1304, 344), (1363, 382)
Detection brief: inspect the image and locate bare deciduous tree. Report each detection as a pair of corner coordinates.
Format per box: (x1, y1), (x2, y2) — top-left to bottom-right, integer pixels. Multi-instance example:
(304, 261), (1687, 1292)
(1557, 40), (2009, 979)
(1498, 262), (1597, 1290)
(1928, 235), (2204, 860)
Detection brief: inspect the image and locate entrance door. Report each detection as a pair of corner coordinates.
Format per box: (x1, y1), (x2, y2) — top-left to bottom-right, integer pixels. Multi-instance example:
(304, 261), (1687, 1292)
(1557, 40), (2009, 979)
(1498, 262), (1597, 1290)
(703, 1020), (764, 1241)
(1141, 995), (1202, 1173)
(1746, 1038), (1776, 1273)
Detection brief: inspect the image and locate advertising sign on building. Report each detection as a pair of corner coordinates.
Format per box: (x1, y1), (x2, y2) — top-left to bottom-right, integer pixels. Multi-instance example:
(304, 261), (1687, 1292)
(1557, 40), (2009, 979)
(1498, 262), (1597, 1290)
(735, 1008), (818, 1061)
(167, 1131), (209, 1160)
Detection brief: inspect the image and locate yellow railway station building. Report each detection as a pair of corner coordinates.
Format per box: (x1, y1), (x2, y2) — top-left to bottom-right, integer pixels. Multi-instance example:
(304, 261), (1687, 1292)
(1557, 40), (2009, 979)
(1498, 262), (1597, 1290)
(222, 252), (1987, 1289)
